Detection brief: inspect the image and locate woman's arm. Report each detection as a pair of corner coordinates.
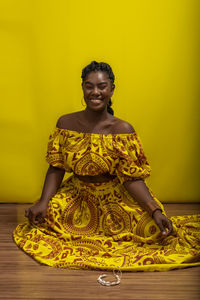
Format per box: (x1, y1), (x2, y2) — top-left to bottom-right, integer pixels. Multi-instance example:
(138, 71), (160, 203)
(39, 165), (65, 204)
(25, 165), (65, 224)
(123, 179), (173, 237)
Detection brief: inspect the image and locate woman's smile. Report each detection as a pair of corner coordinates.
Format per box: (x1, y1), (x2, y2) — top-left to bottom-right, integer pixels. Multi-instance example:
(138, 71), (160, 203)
(90, 99), (103, 105)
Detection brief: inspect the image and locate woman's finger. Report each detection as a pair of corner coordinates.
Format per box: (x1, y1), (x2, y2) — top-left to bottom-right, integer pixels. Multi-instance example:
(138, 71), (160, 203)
(28, 210), (36, 225)
(36, 213), (44, 224)
(42, 210), (46, 219)
(164, 219), (173, 236)
(157, 219), (167, 236)
(31, 213), (39, 225)
(25, 208), (29, 218)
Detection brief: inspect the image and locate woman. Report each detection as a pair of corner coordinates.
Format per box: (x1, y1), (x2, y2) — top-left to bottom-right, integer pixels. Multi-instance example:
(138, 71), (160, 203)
(13, 61), (200, 271)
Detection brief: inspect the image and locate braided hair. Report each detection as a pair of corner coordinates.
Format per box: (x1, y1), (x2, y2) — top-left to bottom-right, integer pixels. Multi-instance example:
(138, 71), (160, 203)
(81, 61), (115, 115)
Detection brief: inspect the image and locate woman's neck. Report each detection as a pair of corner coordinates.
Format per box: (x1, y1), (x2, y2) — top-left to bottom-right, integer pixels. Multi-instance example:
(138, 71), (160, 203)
(83, 108), (110, 124)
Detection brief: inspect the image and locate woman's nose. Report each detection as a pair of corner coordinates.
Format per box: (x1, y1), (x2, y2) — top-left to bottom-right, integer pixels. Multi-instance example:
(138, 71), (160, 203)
(92, 87), (100, 96)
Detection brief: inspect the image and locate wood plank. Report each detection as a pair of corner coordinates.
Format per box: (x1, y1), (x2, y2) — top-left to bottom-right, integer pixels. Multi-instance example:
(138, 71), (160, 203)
(0, 204), (199, 300)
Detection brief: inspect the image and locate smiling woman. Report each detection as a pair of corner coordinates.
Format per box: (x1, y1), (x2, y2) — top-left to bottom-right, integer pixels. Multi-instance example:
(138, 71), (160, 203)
(83, 72), (113, 110)
(13, 61), (200, 272)
(81, 61), (115, 115)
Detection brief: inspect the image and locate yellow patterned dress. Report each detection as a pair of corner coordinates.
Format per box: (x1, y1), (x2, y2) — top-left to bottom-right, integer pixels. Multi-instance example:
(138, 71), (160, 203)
(13, 128), (200, 271)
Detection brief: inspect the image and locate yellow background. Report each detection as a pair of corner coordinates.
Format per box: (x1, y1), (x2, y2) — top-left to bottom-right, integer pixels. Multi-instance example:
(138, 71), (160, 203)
(0, 0), (199, 203)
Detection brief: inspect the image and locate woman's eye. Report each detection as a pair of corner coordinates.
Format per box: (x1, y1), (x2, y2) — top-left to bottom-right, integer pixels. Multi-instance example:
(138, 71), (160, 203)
(84, 84), (107, 90)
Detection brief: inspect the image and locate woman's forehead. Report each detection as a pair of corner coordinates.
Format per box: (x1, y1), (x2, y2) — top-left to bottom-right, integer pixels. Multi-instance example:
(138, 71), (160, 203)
(84, 71), (110, 83)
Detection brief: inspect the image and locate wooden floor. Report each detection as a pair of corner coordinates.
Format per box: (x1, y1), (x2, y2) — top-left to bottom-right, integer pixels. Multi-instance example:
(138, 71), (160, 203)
(0, 203), (200, 300)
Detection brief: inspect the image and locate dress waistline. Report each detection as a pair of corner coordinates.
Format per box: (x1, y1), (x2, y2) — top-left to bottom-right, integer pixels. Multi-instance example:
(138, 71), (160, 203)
(62, 174), (121, 193)
(73, 173), (117, 183)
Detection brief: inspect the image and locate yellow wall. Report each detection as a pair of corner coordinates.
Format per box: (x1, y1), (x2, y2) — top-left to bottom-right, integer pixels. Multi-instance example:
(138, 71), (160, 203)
(0, 0), (199, 203)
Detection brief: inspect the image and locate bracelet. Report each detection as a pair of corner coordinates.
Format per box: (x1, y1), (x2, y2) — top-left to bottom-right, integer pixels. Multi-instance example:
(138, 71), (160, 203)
(152, 208), (162, 218)
(97, 268), (122, 287)
(146, 201), (162, 218)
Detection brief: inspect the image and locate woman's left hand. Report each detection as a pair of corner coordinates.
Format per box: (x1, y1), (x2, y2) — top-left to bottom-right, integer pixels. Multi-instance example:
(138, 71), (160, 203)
(153, 210), (173, 237)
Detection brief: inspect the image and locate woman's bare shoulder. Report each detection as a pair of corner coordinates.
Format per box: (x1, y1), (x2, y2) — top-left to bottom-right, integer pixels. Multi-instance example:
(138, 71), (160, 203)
(56, 111), (83, 129)
(112, 117), (135, 134)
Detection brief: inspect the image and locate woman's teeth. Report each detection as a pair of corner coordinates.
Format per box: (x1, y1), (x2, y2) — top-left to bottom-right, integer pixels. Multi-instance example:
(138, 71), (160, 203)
(90, 99), (102, 104)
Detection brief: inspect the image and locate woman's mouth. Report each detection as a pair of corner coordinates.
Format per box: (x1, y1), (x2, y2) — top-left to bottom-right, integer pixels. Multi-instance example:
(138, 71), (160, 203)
(90, 99), (102, 105)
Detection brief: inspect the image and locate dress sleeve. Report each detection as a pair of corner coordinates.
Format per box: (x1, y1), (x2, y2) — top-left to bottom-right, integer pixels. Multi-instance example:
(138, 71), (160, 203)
(115, 133), (151, 184)
(46, 128), (65, 169)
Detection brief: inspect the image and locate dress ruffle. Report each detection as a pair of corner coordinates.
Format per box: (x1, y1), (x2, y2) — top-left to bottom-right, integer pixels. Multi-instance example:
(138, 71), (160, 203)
(46, 128), (151, 183)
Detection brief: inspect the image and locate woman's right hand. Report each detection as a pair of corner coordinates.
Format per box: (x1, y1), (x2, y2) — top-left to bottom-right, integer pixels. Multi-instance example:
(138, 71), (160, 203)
(25, 201), (48, 225)
(24, 165), (65, 225)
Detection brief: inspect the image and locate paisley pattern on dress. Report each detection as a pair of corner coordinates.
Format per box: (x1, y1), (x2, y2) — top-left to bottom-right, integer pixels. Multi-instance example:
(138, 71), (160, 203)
(13, 128), (200, 271)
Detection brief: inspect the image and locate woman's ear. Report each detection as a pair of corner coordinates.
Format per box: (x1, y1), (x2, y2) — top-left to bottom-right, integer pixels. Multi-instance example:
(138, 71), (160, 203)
(110, 84), (115, 96)
(111, 83), (115, 91)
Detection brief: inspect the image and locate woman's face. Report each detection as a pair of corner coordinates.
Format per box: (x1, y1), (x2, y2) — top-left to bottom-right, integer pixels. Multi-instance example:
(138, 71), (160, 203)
(82, 71), (115, 112)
